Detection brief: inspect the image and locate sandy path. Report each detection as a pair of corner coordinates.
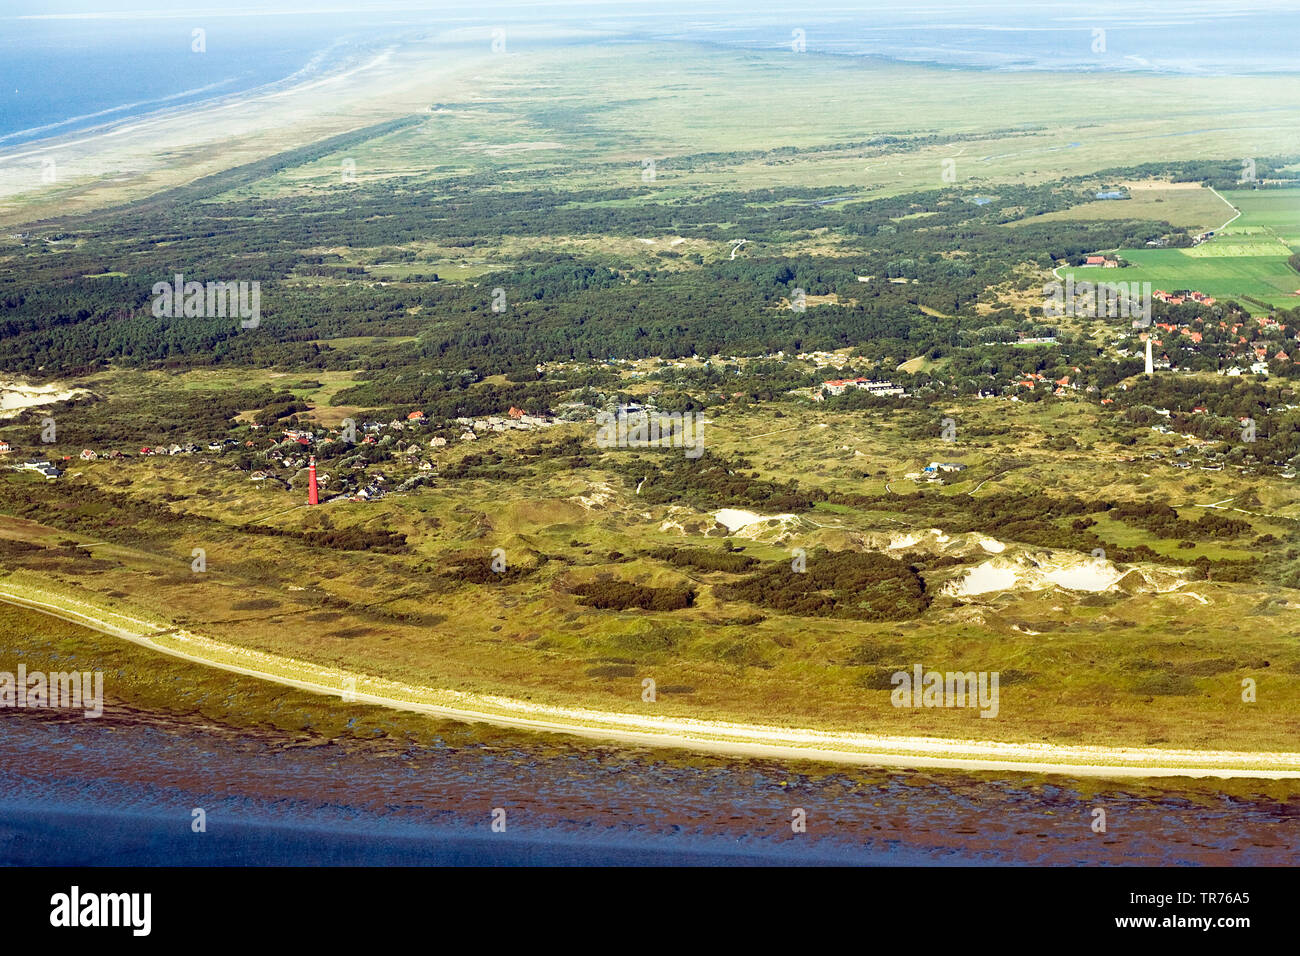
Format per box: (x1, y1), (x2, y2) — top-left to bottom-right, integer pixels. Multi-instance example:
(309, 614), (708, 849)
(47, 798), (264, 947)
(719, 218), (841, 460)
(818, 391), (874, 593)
(1206, 186), (1243, 232)
(3, 582), (1298, 779)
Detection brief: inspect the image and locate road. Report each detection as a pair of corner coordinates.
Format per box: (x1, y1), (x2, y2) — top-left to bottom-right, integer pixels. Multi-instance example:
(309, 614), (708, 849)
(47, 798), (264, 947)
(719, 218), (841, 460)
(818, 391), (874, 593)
(3, 583), (1299, 779)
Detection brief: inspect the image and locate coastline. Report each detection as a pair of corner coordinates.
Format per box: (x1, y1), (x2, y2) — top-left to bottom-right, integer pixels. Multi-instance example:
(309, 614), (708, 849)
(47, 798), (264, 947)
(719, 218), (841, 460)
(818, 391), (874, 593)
(0, 37), (494, 228)
(4, 580), (1298, 781)
(2, 691), (1296, 866)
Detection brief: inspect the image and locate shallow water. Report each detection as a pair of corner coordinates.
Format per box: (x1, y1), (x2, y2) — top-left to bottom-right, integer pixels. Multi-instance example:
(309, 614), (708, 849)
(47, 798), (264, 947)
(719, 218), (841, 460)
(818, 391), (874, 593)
(1, 709), (1295, 866)
(4, 1), (1294, 147)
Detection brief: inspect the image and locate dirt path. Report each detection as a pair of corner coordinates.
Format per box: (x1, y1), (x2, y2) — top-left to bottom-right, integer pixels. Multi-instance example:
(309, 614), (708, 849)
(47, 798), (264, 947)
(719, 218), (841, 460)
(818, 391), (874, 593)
(3, 581), (1299, 780)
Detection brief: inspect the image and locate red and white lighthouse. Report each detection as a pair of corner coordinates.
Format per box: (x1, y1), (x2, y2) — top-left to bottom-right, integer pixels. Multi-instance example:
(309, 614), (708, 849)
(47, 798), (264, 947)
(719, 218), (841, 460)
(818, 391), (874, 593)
(307, 456), (319, 506)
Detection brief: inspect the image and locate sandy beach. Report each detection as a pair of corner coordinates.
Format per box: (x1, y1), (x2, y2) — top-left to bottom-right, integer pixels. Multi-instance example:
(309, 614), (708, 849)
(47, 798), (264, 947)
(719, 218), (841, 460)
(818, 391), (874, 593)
(0, 35), (499, 228)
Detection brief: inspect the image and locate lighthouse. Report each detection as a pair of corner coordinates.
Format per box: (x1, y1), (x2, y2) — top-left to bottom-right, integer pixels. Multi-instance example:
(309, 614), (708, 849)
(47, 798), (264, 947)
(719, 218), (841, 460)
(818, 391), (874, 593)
(1144, 336), (1154, 376)
(307, 456), (318, 506)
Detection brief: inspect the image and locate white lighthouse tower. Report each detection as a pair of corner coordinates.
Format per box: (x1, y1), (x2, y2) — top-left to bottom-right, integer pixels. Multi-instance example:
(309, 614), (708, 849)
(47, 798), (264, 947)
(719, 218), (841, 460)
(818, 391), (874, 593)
(1144, 336), (1154, 376)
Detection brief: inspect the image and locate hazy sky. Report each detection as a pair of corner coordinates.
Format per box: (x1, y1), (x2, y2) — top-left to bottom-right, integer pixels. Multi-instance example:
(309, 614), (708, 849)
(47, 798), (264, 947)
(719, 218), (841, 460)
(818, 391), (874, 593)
(4, 0), (1297, 18)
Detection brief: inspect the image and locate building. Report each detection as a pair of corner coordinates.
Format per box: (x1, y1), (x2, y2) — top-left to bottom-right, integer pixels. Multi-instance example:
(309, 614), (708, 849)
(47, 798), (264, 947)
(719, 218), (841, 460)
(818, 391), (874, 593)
(821, 377), (905, 398)
(22, 458), (59, 479)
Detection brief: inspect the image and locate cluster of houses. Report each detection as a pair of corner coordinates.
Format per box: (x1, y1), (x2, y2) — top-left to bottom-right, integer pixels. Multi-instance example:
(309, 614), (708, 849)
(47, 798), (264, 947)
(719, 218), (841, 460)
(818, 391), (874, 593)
(816, 377), (907, 399)
(137, 441), (236, 456)
(1010, 370), (1081, 396)
(1120, 310), (1294, 376)
(1153, 289), (1216, 306)
(452, 407), (559, 442)
(1128, 397), (1300, 475)
(4, 439), (245, 473)
(245, 407), (561, 501)
(797, 349), (856, 369)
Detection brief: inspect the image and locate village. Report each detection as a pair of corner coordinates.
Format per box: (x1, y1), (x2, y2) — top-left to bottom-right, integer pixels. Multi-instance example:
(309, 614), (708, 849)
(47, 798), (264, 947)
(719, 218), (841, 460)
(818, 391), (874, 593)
(1117, 296), (1293, 377)
(1, 403), (568, 499)
(4, 287), (1298, 492)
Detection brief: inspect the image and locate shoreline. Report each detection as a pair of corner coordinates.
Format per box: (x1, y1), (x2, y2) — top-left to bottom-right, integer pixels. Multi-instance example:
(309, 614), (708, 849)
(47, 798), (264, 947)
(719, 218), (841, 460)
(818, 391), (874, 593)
(3, 581), (1298, 781)
(0, 49), (387, 162)
(0, 36), (494, 228)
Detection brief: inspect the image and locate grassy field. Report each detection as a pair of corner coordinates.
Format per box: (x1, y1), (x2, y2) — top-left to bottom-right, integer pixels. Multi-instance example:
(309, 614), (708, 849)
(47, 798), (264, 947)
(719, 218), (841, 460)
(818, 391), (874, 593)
(221, 46), (1300, 207)
(1058, 187), (1300, 311)
(1012, 183), (1235, 232)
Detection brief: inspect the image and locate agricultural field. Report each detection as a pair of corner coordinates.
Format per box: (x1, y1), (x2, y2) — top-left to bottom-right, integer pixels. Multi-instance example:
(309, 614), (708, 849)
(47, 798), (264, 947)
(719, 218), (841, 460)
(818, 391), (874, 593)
(1011, 182), (1235, 232)
(1061, 186), (1300, 311)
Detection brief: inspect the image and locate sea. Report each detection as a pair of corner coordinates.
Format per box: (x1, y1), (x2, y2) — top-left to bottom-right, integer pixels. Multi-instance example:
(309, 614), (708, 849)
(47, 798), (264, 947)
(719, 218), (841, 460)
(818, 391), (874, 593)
(1, 708), (1296, 866)
(1, 0), (1298, 147)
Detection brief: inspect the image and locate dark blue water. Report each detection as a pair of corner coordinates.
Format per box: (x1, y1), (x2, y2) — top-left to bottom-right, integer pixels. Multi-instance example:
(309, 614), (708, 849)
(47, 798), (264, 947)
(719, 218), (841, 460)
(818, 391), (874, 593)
(2, 1), (1296, 145)
(0, 14), (416, 147)
(1, 710), (1296, 866)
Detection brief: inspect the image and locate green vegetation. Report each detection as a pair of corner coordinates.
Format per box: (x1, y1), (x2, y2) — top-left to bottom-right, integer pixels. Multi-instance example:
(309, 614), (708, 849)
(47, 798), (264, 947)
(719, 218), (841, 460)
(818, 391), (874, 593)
(718, 551), (930, 621)
(1, 45), (1299, 754)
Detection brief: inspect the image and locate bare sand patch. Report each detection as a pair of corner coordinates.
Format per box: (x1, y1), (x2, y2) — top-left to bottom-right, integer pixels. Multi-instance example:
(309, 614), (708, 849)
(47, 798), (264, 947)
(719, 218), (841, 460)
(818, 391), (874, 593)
(0, 380), (90, 418)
